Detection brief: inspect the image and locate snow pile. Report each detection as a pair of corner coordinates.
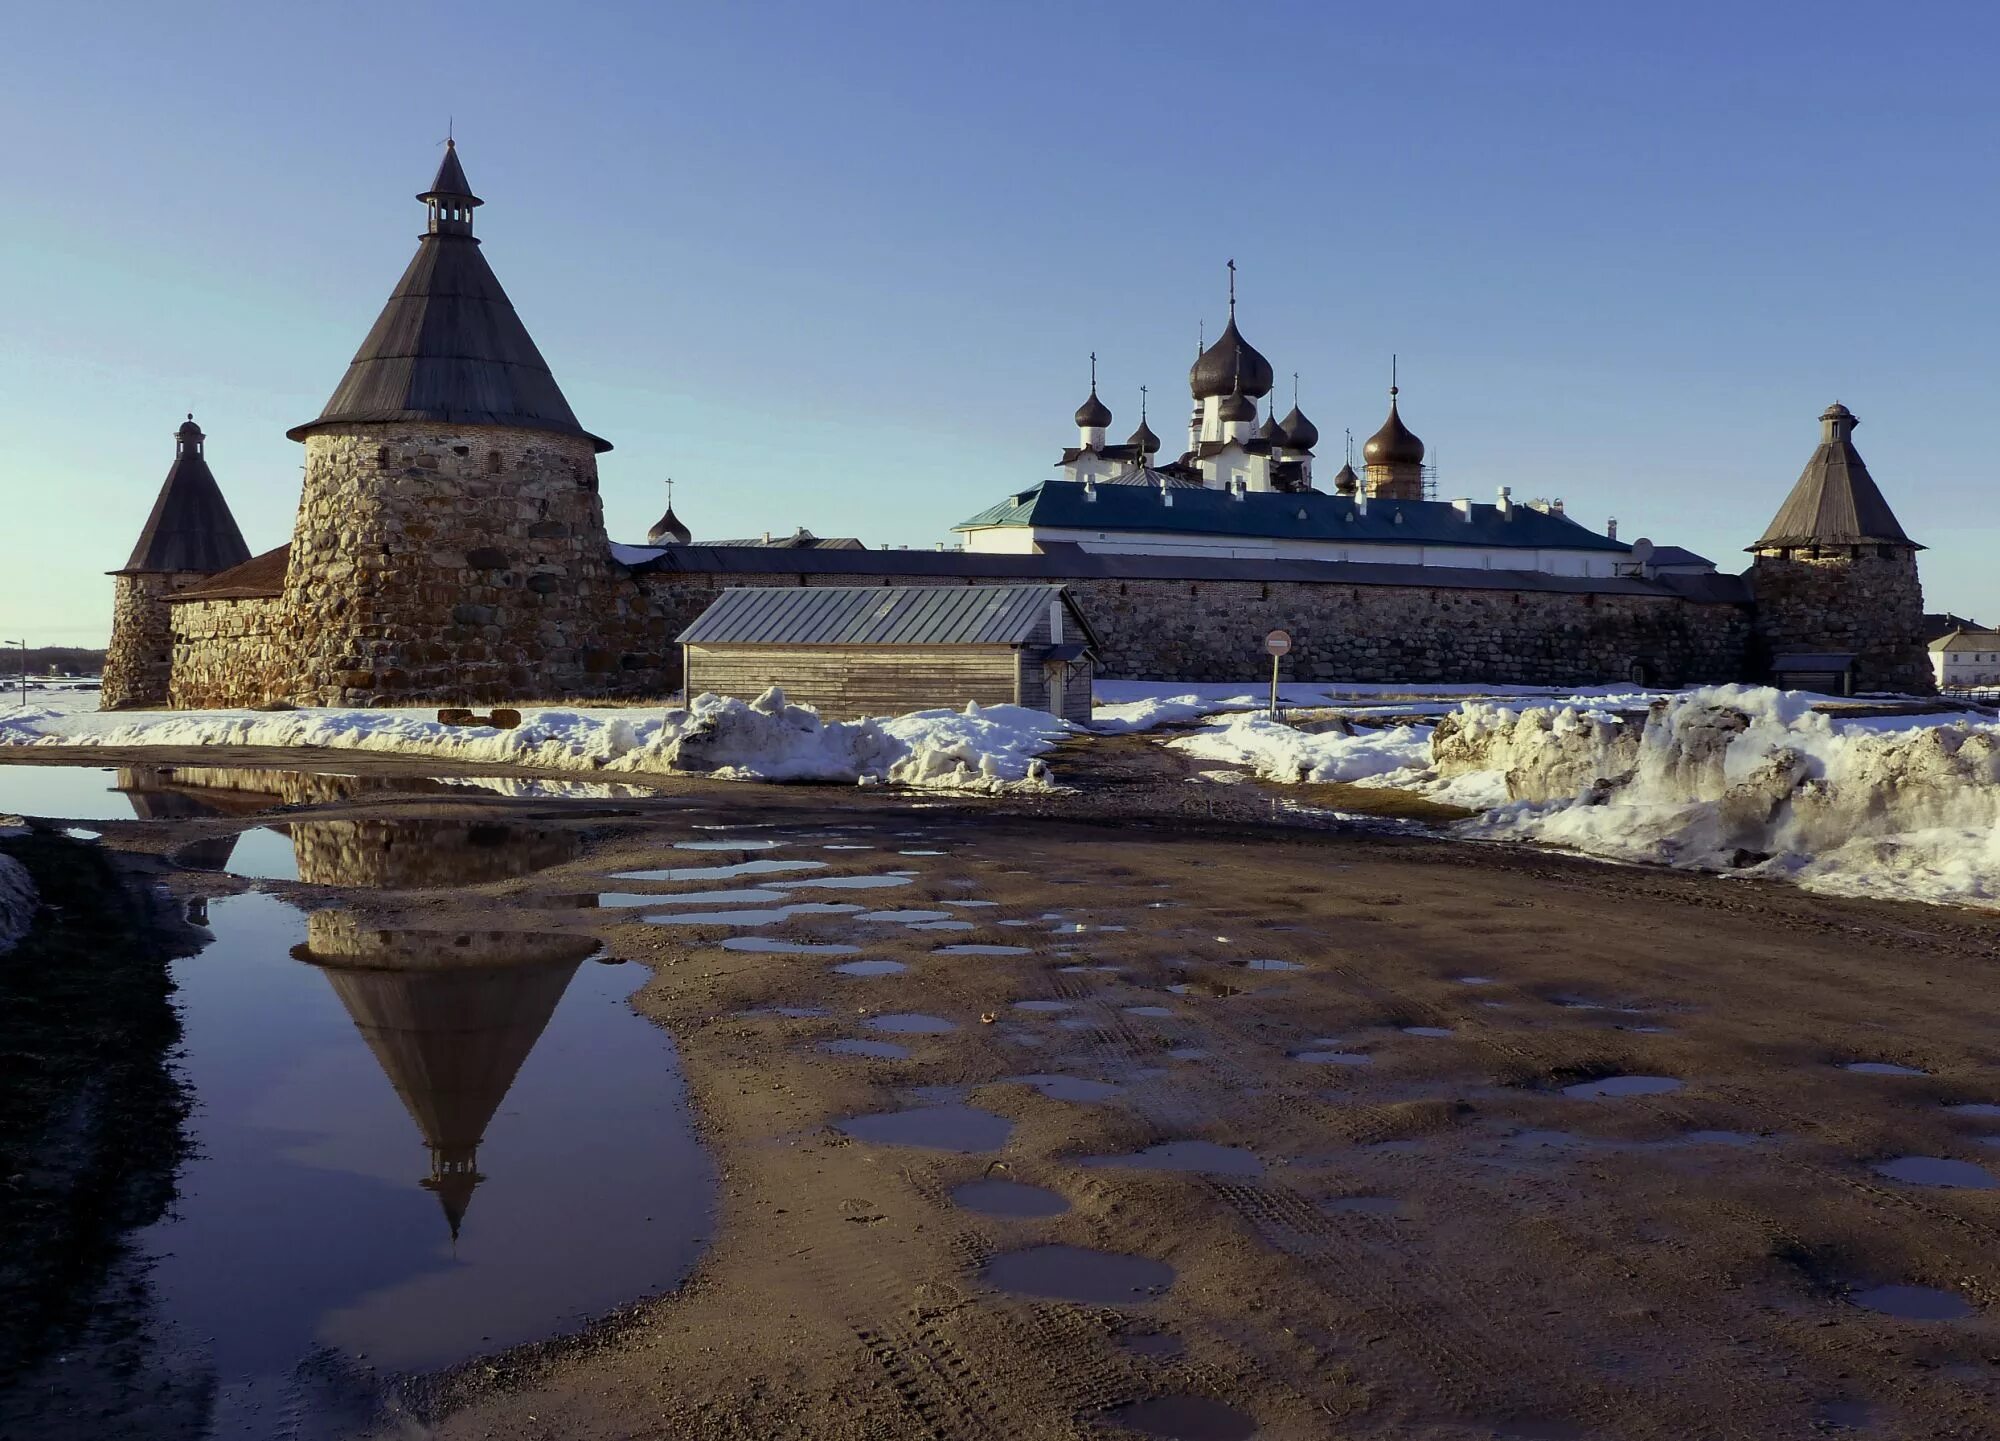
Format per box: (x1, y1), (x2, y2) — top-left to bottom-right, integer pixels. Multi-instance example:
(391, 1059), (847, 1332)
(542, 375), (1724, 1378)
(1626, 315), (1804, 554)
(1165, 712), (1430, 784)
(0, 852), (36, 955)
(1445, 686), (2000, 907)
(0, 690), (1070, 793)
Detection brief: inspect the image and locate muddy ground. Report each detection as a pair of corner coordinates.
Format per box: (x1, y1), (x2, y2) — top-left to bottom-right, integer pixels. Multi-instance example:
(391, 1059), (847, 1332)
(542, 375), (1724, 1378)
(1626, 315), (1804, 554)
(5, 739), (2000, 1439)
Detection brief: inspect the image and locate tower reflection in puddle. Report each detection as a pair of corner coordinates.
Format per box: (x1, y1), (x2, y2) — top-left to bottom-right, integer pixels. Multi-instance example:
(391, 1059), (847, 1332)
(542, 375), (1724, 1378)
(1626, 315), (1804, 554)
(195, 815), (585, 887)
(294, 914), (597, 1240)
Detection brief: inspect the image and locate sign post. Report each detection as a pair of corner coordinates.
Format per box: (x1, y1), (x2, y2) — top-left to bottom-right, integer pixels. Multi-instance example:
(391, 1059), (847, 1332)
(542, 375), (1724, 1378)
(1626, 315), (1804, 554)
(1263, 629), (1292, 719)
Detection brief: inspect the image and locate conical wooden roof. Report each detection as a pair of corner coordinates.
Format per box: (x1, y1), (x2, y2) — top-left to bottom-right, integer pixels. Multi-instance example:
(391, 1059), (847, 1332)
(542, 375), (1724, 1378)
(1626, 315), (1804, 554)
(288, 146), (609, 452)
(119, 416), (252, 575)
(1752, 403), (1918, 549)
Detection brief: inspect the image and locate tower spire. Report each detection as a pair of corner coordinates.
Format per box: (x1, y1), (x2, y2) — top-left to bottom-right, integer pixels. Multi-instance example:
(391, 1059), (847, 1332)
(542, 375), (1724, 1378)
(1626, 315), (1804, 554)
(418, 137), (482, 237)
(1227, 258), (1236, 318)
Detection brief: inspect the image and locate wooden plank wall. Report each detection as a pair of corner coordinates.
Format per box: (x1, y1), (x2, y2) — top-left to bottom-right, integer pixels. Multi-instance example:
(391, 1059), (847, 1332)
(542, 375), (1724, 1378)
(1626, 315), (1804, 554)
(685, 645), (1024, 719)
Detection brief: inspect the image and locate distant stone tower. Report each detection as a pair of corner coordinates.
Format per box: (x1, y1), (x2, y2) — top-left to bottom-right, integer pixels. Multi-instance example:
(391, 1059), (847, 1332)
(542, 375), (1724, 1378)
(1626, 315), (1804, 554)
(103, 415), (251, 709)
(1361, 376), (1425, 501)
(1748, 403), (1931, 694)
(277, 141), (645, 706)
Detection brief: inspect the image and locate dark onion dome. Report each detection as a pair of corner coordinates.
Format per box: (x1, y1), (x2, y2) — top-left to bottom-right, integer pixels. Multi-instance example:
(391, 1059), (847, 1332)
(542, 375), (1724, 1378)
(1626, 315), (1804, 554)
(647, 504), (691, 546)
(289, 142), (611, 453)
(1255, 409), (1289, 445)
(1074, 389), (1112, 428)
(1279, 405), (1319, 451)
(1332, 462), (1360, 495)
(1363, 390), (1425, 466)
(1127, 418), (1161, 454)
(118, 414), (253, 576)
(1217, 389), (1257, 424)
(1189, 317), (1275, 400)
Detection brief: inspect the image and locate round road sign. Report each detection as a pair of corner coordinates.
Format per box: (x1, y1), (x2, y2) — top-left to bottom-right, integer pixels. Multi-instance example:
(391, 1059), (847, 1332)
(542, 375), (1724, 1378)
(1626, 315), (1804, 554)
(1264, 629), (1292, 656)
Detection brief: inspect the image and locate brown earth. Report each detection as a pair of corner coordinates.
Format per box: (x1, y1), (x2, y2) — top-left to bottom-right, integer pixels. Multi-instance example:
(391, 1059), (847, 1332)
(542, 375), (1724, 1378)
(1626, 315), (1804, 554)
(4, 744), (2000, 1440)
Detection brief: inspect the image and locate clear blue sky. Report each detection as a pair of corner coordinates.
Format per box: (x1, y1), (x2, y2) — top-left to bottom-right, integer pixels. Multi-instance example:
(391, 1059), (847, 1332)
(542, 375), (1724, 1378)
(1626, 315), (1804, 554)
(3, 0), (1995, 644)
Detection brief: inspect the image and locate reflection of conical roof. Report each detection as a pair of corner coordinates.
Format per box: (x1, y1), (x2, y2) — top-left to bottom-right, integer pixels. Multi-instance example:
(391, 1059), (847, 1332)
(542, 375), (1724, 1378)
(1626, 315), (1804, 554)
(306, 927), (593, 1238)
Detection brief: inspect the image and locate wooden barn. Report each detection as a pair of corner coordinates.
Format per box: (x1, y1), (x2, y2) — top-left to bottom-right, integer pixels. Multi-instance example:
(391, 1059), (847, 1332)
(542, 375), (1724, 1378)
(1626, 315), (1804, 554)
(677, 584), (1100, 722)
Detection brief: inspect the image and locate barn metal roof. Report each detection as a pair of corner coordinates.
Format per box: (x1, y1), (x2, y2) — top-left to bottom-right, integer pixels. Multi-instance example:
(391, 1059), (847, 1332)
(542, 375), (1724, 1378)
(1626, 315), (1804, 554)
(287, 146), (609, 452)
(954, 481), (1629, 552)
(118, 416), (252, 575)
(678, 584), (1101, 650)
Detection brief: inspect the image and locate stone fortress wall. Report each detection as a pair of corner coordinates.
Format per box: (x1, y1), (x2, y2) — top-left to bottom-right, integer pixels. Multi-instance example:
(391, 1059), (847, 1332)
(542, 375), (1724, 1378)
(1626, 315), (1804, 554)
(631, 567), (1755, 689)
(1748, 548), (1931, 694)
(270, 424), (671, 707)
(102, 572), (211, 710)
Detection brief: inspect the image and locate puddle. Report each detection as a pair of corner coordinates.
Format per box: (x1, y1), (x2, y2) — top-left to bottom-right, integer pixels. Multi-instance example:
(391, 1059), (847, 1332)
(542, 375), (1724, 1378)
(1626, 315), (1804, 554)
(900, 848), (946, 856)
(1560, 1075), (1681, 1099)
(868, 1013), (957, 1034)
(673, 838), (785, 851)
(741, 1005), (827, 1019)
(821, 1038), (911, 1060)
(910, 919), (976, 931)
(1508, 1129), (1584, 1150)
(1097, 1395), (1258, 1440)
(980, 1244), (1174, 1305)
(998, 919), (1038, 928)
(720, 937), (859, 954)
(645, 902), (863, 926)
(197, 817), (585, 887)
(1812, 1400), (1876, 1433)
(1013, 999), (1076, 1013)
(1680, 1130), (1762, 1147)
(1849, 1284), (1973, 1321)
(1843, 1062), (1927, 1076)
(611, 858), (826, 882)
(1060, 964), (1121, 974)
(1123, 1005), (1174, 1018)
(1239, 958), (1303, 972)
(936, 944), (1031, 956)
(1295, 1050), (1371, 1066)
(773, 874), (913, 891)
(1052, 922), (1126, 934)
(853, 908), (954, 923)
(950, 1178), (1070, 1218)
(1119, 1330), (1185, 1360)
(128, 894), (711, 1416)
(1946, 1103), (2000, 1118)
(1081, 1141), (1263, 1177)
(943, 899), (998, 908)
(1324, 1194), (1401, 1215)
(1402, 1026), (1454, 1038)
(1871, 1156), (1998, 1189)
(1457, 976), (1495, 986)
(832, 959), (908, 977)
(1005, 1074), (1119, 1102)
(64, 826), (102, 841)
(596, 887), (789, 907)
(836, 1104), (1011, 1152)
(1167, 1048), (1208, 1061)
(823, 843), (876, 850)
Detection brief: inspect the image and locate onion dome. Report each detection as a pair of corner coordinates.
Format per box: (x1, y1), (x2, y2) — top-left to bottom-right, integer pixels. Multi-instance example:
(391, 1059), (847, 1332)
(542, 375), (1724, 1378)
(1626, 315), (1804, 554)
(647, 505), (691, 546)
(1074, 389), (1112, 429)
(1363, 389), (1425, 466)
(1332, 462), (1360, 495)
(1217, 389), (1257, 424)
(1255, 409), (1289, 445)
(1127, 418), (1161, 454)
(1189, 318), (1275, 400)
(1279, 405), (1318, 451)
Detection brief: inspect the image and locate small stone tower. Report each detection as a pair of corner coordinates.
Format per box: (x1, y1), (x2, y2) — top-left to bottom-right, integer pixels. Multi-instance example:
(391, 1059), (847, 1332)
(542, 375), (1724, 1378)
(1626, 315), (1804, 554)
(1748, 403), (1931, 694)
(277, 141), (646, 706)
(103, 415), (251, 708)
(1361, 378), (1425, 501)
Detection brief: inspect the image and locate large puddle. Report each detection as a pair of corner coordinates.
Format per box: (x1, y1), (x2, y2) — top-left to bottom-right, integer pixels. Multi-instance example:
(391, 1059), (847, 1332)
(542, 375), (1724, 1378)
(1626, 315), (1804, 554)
(137, 893), (712, 1427)
(980, 1244), (1175, 1305)
(0, 762), (658, 823)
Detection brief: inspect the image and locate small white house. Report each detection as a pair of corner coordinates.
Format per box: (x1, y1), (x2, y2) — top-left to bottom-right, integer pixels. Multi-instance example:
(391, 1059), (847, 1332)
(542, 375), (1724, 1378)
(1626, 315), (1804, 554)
(1929, 628), (2000, 690)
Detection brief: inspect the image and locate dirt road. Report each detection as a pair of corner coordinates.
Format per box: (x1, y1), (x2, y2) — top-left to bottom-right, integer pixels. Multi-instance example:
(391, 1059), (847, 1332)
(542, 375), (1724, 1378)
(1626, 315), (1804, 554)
(6, 745), (2000, 1439)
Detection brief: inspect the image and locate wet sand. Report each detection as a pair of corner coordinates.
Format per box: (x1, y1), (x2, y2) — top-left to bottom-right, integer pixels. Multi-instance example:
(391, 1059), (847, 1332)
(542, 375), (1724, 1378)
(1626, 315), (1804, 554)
(6, 745), (2000, 1438)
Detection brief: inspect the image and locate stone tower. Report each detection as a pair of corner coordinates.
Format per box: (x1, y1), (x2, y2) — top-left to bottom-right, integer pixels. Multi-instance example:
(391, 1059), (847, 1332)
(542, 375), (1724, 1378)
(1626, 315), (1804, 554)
(103, 415), (252, 709)
(277, 141), (649, 706)
(1748, 403), (1931, 694)
(1361, 380), (1425, 501)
